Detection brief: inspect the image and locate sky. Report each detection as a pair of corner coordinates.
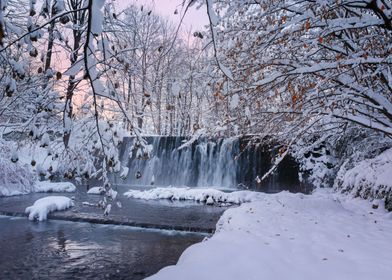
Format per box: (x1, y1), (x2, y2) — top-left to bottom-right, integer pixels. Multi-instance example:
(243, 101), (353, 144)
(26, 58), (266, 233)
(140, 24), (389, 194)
(116, 0), (209, 32)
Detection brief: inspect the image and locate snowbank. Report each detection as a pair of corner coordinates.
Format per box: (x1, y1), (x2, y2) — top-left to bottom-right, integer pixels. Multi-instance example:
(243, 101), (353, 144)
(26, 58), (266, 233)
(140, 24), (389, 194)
(335, 148), (392, 211)
(0, 162), (37, 196)
(123, 187), (260, 205)
(25, 196), (74, 221)
(0, 141), (76, 196)
(148, 190), (392, 280)
(36, 181), (76, 193)
(0, 142), (37, 196)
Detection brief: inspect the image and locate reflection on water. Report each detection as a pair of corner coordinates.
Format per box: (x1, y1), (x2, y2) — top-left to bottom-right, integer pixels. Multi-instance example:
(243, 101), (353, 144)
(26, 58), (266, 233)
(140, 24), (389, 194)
(0, 216), (203, 280)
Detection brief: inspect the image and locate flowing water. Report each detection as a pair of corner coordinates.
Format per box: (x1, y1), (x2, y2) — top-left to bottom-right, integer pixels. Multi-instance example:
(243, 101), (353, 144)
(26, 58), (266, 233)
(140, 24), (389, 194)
(0, 136), (307, 279)
(0, 216), (204, 280)
(111, 136), (307, 192)
(0, 185), (226, 279)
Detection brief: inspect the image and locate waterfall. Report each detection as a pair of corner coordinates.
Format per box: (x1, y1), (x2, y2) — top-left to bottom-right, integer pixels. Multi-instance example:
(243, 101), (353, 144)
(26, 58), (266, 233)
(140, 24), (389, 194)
(113, 137), (238, 188)
(111, 136), (307, 193)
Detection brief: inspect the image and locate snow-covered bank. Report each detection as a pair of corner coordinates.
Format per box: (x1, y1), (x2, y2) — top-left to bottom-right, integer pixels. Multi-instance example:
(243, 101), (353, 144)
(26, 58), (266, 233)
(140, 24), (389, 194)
(35, 181), (76, 193)
(124, 187), (259, 205)
(335, 148), (392, 211)
(25, 196), (74, 221)
(0, 140), (76, 196)
(0, 179), (76, 197)
(148, 190), (392, 280)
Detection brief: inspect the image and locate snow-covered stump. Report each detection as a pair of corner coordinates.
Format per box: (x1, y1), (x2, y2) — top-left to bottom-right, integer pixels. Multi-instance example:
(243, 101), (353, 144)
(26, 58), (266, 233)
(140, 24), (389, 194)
(25, 196), (74, 221)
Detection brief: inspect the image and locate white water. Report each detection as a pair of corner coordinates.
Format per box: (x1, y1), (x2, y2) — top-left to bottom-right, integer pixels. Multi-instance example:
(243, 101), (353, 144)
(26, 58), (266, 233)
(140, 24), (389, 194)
(113, 137), (239, 188)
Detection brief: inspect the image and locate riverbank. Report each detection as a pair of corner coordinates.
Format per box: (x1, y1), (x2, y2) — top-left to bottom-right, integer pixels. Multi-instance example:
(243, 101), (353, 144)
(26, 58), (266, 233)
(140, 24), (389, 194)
(148, 189), (392, 280)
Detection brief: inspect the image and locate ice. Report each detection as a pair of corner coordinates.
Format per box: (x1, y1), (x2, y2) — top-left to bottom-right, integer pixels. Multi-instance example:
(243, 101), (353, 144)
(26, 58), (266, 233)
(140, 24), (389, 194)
(25, 196), (74, 221)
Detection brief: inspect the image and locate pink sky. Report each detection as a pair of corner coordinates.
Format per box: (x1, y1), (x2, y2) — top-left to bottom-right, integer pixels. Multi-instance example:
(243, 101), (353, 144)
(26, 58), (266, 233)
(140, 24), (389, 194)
(116, 0), (209, 32)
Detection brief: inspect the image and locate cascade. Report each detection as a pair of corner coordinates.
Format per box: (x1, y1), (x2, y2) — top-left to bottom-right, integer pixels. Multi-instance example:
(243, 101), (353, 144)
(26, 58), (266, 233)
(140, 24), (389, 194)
(111, 136), (308, 193)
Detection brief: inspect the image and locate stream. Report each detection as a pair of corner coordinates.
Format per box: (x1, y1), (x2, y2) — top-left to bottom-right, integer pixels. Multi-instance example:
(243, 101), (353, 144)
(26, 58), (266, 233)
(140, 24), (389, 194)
(0, 185), (227, 279)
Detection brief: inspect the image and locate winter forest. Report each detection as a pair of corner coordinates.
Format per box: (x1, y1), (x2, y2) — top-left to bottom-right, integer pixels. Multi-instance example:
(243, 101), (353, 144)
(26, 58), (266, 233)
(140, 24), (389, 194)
(0, 0), (392, 279)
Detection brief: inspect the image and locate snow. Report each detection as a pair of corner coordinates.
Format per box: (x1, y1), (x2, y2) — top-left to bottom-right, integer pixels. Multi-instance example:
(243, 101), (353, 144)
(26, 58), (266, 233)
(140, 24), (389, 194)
(177, 128), (206, 150)
(91, 0), (105, 36)
(87, 186), (117, 199)
(25, 196), (74, 221)
(35, 181), (76, 193)
(0, 156), (75, 196)
(124, 187), (260, 205)
(87, 186), (105, 195)
(148, 190), (392, 280)
(120, 166), (129, 179)
(206, 0), (219, 26)
(335, 148), (392, 207)
(229, 94), (239, 109)
(0, 149), (37, 196)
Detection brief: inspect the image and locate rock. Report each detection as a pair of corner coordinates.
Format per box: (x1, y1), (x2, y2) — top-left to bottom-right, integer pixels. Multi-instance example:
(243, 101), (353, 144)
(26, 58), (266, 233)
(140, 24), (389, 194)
(206, 197), (214, 205)
(385, 195), (392, 212)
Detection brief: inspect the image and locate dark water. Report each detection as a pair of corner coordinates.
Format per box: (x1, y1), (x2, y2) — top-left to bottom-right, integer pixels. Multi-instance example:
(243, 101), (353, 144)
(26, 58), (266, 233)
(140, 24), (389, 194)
(0, 185), (227, 233)
(0, 185), (227, 279)
(0, 216), (204, 280)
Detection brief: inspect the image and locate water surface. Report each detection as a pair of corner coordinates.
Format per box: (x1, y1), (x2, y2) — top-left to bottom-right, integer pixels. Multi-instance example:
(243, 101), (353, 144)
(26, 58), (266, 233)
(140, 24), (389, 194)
(0, 216), (204, 280)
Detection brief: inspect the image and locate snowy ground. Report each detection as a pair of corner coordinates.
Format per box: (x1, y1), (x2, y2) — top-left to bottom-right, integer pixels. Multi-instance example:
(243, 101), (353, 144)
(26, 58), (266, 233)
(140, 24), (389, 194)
(145, 189), (392, 280)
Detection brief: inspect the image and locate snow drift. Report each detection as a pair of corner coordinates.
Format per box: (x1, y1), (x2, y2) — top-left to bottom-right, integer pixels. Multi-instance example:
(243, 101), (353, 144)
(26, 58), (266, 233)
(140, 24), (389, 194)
(335, 148), (392, 211)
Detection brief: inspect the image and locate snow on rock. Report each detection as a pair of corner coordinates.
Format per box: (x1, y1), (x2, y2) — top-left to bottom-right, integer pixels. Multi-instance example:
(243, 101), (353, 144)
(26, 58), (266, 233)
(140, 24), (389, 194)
(25, 196), (74, 221)
(87, 186), (105, 195)
(87, 186), (117, 199)
(334, 148), (392, 211)
(123, 187), (260, 205)
(35, 181), (76, 193)
(148, 190), (392, 280)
